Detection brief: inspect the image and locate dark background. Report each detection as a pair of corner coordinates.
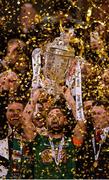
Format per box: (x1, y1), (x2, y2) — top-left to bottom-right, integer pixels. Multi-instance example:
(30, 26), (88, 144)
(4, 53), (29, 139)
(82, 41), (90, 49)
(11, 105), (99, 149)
(0, 0), (109, 56)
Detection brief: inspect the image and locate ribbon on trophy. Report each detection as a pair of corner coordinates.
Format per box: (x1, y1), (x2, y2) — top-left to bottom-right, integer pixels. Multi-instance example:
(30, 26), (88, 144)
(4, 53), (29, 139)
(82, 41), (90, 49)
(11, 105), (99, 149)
(66, 56), (85, 121)
(32, 48), (41, 89)
(75, 57), (85, 121)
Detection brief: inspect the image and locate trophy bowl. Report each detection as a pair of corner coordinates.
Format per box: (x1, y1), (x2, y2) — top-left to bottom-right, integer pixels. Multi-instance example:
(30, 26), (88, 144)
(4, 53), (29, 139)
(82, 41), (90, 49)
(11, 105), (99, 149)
(43, 34), (75, 94)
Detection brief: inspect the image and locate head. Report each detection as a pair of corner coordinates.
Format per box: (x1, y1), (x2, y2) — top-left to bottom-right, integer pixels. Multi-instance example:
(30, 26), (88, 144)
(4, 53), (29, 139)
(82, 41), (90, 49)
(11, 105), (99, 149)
(90, 22), (105, 51)
(0, 70), (19, 92)
(101, 69), (109, 85)
(46, 107), (67, 133)
(6, 102), (24, 127)
(84, 100), (93, 114)
(20, 3), (41, 33)
(91, 21), (105, 38)
(90, 31), (104, 50)
(4, 39), (28, 72)
(81, 62), (94, 79)
(100, 69), (109, 98)
(91, 105), (109, 129)
(0, 16), (5, 27)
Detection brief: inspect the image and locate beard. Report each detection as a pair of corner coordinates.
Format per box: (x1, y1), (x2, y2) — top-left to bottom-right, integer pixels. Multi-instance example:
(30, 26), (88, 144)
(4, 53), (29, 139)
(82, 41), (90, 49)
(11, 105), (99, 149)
(47, 124), (64, 134)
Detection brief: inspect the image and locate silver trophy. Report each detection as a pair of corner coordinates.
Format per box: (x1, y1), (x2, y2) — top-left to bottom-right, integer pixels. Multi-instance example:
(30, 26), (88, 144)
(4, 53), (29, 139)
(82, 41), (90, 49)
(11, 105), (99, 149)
(32, 28), (75, 96)
(43, 29), (75, 95)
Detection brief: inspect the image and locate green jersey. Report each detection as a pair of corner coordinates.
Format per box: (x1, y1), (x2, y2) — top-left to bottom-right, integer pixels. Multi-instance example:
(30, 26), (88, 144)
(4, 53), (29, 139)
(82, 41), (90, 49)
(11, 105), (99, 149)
(7, 129), (34, 179)
(33, 135), (76, 179)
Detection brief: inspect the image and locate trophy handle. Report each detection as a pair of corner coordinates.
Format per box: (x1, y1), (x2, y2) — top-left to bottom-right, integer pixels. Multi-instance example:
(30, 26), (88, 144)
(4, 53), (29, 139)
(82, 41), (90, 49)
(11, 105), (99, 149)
(32, 48), (41, 89)
(66, 56), (85, 121)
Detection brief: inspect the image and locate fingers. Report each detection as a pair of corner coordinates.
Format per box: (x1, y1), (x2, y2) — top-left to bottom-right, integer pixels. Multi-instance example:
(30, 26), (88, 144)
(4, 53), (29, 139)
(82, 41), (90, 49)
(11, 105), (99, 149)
(0, 71), (19, 92)
(31, 88), (41, 104)
(73, 121), (86, 147)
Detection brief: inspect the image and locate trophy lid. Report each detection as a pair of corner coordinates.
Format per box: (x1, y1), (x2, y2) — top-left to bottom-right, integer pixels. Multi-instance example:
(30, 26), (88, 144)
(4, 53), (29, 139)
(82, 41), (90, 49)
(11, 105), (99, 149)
(45, 27), (75, 57)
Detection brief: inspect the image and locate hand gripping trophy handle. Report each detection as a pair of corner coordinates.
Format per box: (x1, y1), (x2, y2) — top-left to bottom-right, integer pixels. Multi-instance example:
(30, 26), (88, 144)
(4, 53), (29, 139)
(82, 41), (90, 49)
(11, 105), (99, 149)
(32, 48), (41, 90)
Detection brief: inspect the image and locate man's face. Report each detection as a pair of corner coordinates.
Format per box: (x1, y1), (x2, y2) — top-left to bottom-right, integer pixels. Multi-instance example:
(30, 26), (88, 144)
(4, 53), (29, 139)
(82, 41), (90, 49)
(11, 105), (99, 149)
(6, 102), (24, 127)
(95, 24), (105, 37)
(100, 70), (109, 98)
(5, 42), (20, 66)
(0, 71), (19, 92)
(101, 70), (109, 85)
(46, 108), (67, 132)
(4, 40), (25, 67)
(20, 3), (36, 33)
(91, 106), (109, 129)
(90, 31), (103, 50)
(4, 40), (28, 72)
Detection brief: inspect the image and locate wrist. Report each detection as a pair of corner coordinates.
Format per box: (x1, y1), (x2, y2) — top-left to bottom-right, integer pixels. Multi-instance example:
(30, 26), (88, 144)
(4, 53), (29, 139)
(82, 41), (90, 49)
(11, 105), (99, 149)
(72, 136), (84, 147)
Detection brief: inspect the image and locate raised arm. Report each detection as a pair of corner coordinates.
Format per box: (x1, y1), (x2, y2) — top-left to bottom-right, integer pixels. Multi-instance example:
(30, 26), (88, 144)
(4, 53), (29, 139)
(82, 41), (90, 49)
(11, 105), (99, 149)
(0, 70), (19, 93)
(72, 120), (86, 147)
(22, 88), (41, 140)
(62, 86), (76, 119)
